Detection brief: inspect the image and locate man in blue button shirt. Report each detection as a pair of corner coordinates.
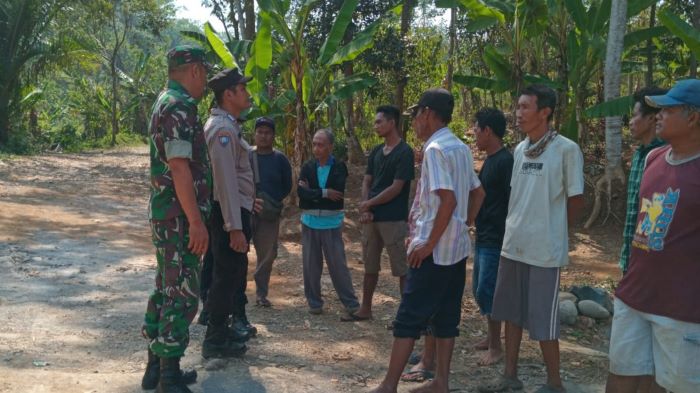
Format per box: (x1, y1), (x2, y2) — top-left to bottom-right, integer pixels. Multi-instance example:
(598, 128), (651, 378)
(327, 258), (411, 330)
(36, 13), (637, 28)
(297, 129), (360, 316)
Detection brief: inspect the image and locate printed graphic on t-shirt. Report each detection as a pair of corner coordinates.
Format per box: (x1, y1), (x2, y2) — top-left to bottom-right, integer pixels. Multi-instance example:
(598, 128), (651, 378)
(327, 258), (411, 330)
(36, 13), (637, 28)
(632, 187), (680, 251)
(519, 162), (543, 176)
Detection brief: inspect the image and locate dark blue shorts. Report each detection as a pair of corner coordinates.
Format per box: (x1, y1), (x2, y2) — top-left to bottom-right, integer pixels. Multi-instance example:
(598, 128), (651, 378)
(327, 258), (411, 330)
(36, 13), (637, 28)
(472, 246), (501, 315)
(393, 256), (467, 339)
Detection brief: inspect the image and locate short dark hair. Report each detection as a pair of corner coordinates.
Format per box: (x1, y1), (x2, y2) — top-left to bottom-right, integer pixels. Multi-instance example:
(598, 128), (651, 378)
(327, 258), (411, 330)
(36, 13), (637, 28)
(520, 84), (557, 121)
(475, 108), (507, 139)
(376, 105), (400, 126)
(633, 86), (668, 116)
(214, 88), (228, 106)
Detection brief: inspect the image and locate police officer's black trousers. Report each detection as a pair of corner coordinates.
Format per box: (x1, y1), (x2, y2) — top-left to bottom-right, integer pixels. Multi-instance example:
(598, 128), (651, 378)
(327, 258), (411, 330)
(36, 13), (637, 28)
(206, 202), (252, 320)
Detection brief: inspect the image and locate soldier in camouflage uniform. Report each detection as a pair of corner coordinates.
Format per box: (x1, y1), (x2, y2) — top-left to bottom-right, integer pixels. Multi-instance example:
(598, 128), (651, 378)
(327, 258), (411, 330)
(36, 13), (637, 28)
(141, 45), (211, 393)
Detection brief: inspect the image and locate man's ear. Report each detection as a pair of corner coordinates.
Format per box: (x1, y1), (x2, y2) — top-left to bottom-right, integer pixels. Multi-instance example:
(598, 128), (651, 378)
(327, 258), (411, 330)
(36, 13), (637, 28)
(541, 106), (552, 120)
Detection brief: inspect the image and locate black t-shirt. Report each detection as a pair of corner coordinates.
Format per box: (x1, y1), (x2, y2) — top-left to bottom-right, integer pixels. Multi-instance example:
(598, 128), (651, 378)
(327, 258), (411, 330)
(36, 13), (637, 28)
(366, 140), (415, 222)
(475, 147), (513, 247)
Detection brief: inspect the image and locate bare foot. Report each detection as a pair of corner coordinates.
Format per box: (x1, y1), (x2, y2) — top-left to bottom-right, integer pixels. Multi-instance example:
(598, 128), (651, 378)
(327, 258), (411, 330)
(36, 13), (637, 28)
(367, 383), (396, 393)
(477, 348), (503, 366)
(474, 337), (489, 351)
(353, 306), (372, 319)
(408, 380), (449, 393)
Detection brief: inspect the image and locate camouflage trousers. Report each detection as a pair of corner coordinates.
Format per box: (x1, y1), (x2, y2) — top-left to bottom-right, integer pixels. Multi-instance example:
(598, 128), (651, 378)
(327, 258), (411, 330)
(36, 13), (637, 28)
(142, 216), (200, 358)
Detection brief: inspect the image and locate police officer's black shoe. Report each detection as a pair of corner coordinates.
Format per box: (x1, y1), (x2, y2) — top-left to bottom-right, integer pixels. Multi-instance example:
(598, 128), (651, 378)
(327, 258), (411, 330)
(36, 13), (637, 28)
(228, 320), (252, 343)
(232, 314), (257, 338)
(142, 349), (197, 390)
(202, 322), (247, 359)
(196, 309), (209, 326)
(156, 357), (193, 393)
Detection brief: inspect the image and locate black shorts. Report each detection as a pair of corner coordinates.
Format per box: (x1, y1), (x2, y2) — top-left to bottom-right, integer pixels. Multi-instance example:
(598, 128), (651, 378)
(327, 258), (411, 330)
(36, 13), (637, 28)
(393, 256), (467, 339)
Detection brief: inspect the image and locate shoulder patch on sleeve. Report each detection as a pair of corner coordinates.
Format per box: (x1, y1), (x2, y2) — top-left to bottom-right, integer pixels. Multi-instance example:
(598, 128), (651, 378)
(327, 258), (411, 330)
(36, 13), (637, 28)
(216, 130), (233, 147)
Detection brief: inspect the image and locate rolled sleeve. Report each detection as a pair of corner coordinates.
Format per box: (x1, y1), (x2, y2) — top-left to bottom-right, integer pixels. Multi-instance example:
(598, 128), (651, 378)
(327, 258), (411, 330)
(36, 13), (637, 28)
(164, 139), (193, 160)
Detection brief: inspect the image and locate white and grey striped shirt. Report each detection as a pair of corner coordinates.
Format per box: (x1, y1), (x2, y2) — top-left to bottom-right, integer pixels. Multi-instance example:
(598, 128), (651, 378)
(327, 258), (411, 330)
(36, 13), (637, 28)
(407, 127), (481, 266)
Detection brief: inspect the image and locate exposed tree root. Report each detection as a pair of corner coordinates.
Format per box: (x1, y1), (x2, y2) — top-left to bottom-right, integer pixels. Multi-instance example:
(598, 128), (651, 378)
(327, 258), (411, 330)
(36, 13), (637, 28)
(584, 164), (625, 229)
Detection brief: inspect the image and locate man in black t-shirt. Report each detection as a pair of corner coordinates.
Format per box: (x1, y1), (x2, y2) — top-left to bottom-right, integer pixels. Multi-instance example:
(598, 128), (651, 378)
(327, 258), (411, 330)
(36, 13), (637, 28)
(472, 108), (513, 366)
(342, 105), (415, 322)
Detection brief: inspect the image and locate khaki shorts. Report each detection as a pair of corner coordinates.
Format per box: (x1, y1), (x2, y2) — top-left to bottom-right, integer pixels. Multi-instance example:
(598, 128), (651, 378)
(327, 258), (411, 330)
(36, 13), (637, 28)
(362, 221), (408, 277)
(609, 298), (700, 393)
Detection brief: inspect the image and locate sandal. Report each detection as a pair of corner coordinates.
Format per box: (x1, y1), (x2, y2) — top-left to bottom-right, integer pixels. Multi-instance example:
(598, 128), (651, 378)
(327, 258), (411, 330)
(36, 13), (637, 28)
(477, 373), (523, 392)
(340, 312), (371, 322)
(533, 385), (566, 393)
(256, 298), (272, 307)
(400, 368), (435, 383)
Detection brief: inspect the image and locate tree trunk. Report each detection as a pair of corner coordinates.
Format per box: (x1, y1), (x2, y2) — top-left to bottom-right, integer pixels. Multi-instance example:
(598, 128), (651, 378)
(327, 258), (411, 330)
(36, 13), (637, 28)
(291, 57), (307, 205)
(690, 0), (700, 78)
(645, 3), (656, 86)
(232, 0), (245, 42)
(29, 108), (39, 138)
(343, 63), (364, 165)
(0, 94), (10, 146)
(243, 0), (255, 40)
(394, 0), (414, 137)
(110, 59), (119, 146)
(444, 7), (456, 91)
(585, 0), (627, 229)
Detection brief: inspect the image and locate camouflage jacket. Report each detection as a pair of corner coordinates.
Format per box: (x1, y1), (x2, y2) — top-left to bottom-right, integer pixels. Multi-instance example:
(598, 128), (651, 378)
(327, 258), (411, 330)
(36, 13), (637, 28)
(148, 80), (211, 221)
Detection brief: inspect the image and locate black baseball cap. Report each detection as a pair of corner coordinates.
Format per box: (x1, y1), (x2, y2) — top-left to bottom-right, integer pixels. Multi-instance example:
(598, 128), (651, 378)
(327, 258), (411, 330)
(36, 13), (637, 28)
(406, 88), (455, 121)
(207, 68), (252, 93)
(254, 117), (275, 132)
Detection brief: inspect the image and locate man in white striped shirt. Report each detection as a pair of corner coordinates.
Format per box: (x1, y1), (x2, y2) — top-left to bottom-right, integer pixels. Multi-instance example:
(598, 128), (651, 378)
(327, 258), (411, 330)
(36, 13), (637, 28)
(369, 88), (485, 393)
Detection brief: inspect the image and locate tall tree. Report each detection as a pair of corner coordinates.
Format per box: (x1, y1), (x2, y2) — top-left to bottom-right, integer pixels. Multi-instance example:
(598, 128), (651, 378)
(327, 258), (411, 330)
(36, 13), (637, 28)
(585, 0), (627, 228)
(0, 0), (68, 146)
(394, 0), (415, 134)
(78, 0), (171, 146)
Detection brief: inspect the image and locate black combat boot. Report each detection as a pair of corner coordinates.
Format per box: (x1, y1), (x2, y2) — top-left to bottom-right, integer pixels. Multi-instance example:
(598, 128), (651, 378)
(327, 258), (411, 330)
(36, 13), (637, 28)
(156, 357), (193, 393)
(232, 311), (257, 338)
(142, 349), (197, 390)
(202, 315), (247, 359)
(196, 308), (209, 326)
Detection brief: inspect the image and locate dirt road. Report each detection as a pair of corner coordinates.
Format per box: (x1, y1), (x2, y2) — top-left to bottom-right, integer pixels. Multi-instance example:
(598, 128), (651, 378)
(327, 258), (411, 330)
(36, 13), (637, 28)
(0, 147), (618, 392)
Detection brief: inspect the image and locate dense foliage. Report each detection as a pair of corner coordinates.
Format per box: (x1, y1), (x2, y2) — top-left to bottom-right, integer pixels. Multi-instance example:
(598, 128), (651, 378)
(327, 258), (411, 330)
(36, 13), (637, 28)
(1, 0), (698, 164)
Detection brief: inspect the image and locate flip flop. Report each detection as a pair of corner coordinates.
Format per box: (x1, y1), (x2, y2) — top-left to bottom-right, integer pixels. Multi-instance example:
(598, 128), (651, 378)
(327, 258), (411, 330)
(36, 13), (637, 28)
(408, 351), (422, 365)
(477, 373), (523, 392)
(340, 312), (371, 322)
(256, 298), (272, 307)
(533, 385), (566, 393)
(400, 368), (435, 383)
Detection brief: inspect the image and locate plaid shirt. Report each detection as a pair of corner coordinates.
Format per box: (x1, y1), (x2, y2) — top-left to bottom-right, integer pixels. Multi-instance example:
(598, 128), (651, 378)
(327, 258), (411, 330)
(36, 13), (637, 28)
(619, 138), (665, 272)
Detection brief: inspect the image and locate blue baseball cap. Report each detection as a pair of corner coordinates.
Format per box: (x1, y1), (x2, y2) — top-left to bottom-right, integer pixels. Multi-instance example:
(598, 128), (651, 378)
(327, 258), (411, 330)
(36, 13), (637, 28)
(645, 79), (700, 108)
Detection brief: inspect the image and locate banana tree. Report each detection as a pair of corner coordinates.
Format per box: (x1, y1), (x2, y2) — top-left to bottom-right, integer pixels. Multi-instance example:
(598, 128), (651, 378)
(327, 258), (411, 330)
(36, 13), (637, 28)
(451, 0), (558, 132)
(249, 0), (380, 169)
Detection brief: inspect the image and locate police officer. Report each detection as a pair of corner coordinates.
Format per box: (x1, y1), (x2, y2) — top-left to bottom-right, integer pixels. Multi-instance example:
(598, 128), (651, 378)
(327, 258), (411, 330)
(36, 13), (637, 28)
(141, 45), (210, 393)
(201, 68), (260, 358)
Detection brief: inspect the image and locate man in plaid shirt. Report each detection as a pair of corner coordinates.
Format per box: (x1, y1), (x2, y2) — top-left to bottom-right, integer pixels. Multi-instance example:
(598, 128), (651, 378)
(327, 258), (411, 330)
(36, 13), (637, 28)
(619, 87), (666, 273)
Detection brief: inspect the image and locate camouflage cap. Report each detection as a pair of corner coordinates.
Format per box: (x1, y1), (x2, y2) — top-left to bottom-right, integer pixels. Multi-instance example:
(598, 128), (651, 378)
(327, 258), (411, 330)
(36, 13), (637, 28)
(167, 45), (211, 70)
